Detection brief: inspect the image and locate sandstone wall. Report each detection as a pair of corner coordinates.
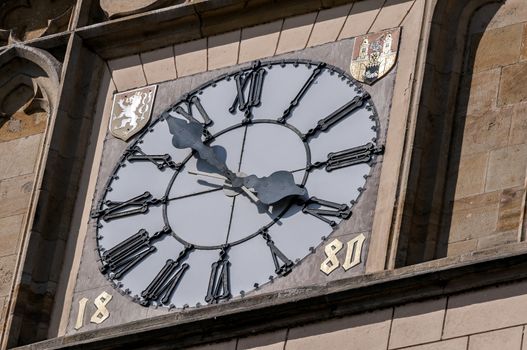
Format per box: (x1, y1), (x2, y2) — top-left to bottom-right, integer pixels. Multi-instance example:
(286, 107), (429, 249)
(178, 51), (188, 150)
(188, 279), (527, 350)
(445, 0), (527, 255)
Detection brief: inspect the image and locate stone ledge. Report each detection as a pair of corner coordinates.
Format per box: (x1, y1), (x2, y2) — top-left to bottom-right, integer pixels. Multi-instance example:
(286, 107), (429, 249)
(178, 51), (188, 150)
(75, 0), (364, 58)
(15, 242), (527, 349)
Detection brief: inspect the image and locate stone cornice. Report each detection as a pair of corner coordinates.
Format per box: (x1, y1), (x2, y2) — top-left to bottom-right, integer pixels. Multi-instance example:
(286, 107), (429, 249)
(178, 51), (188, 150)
(16, 242), (527, 349)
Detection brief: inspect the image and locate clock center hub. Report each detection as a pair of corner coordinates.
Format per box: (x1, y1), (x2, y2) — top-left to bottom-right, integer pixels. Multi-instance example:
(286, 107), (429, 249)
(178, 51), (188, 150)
(223, 172), (248, 197)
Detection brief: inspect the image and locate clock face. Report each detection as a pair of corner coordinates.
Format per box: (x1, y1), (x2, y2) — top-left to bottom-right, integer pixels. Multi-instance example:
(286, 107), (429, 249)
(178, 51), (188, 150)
(92, 59), (382, 309)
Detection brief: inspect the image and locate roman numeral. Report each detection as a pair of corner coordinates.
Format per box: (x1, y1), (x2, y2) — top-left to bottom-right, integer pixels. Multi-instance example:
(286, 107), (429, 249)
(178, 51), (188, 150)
(278, 62), (325, 124)
(126, 146), (179, 170)
(229, 61), (266, 116)
(173, 95), (212, 126)
(91, 192), (162, 221)
(323, 142), (384, 172)
(205, 248), (231, 304)
(302, 197), (352, 227)
(140, 245), (193, 306)
(100, 229), (157, 279)
(303, 93), (370, 140)
(261, 229), (293, 276)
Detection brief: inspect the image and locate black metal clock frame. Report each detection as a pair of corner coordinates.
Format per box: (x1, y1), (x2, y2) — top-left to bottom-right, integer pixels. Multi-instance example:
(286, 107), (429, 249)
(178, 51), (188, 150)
(91, 58), (384, 309)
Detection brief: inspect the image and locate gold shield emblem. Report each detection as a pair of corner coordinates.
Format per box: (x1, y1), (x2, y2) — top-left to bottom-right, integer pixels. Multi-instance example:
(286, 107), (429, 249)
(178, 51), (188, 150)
(350, 28), (400, 85)
(109, 85), (157, 141)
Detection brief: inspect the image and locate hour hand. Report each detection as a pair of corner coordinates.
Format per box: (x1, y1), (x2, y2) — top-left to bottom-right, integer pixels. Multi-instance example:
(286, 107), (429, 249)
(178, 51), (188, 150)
(166, 117), (235, 180)
(243, 171), (306, 205)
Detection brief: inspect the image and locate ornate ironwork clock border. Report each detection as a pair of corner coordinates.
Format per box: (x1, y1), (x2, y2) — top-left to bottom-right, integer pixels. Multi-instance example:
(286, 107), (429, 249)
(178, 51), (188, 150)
(91, 58), (384, 309)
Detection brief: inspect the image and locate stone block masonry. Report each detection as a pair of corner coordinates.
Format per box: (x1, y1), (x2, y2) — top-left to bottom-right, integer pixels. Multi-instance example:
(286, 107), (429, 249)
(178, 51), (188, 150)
(445, 0), (527, 256)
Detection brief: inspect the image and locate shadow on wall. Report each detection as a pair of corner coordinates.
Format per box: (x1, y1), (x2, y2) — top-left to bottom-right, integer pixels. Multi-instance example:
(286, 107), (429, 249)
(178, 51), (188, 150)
(436, 2), (506, 257)
(396, 0), (504, 266)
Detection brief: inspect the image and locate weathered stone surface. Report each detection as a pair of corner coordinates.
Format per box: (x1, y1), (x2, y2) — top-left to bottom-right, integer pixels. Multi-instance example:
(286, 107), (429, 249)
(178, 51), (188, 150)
(459, 108), (511, 156)
(366, 0), (423, 272)
(470, 24), (523, 73)
(469, 326), (522, 350)
(276, 13), (317, 54)
(485, 144), (527, 192)
(453, 152), (488, 199)
(402, 338), (468, 350)
(186, 340), (237, 350)
(497, 187), (524, 232)
(449, 192), (499, 243)
(286, 309), (391, 350)
(100, 0), (185, 19)
(66, 288), (149, 335)
(477, 230), (519, 250)
(0, 254), (16, 297)
(237, 330), (287, 350)
(174, 38), (207, 77)
(140, 46), (177, 84)
(108, 55), (147, 92)
(0, 215), (23, 257)
(464, 69), (500, 116)
(447, 239), (477, 256)
(509, 103), (527, 145)
(239, 21), (282, 63)
(369, 0), (416, 33)
(443, 280), (527, 338)
(0, 195), (31, 219)
(521, 23), (527, 61)
(339, 0), (384, 39)
(0, 110), (47, 143)
(0, 173), (33, 201)
(208, 30), (240, 70)
(307, 4), (351, 47)
(389, 298), (446, 349)
(0, 135), (41, 180)
(449, 192), (499, 242)
(486, 0), (527, 31)
(0, 0), (74, 44)
(499, 62), (527, 106)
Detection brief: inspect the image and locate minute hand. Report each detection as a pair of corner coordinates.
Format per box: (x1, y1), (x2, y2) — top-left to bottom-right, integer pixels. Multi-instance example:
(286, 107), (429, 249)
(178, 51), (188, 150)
(304, 92), (370, 139)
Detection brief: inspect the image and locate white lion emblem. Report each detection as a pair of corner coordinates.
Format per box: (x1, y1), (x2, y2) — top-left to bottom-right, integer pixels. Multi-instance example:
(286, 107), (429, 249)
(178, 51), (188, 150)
(110, 86), (157, 141)
(116, 92), (144, 130)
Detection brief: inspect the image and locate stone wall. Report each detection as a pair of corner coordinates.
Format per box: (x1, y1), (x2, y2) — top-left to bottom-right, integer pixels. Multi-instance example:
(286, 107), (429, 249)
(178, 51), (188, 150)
(188, 279), (527, 350)
(0, 134), (41, 338)
(444, 0), (527, 255)
(105, 0), (417, 92)
(7, 0), (527, 348)
(0, 45), (64, 343)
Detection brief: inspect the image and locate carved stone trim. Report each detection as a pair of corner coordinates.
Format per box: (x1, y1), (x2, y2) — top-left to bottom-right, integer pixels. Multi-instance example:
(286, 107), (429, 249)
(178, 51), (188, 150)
(0, 44), (61, 113)
(100, 0), (186, 19)
(13, 243), (527, 350)
(0, 0), (75, 46)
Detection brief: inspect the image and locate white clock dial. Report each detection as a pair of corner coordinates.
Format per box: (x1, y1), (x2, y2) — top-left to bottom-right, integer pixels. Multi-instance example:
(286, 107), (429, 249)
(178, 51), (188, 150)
(92, 59), (382, 309)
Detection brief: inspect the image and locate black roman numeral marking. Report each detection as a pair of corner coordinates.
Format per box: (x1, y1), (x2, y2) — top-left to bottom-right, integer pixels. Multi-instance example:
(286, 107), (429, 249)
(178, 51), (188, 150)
(141, 245), (193, 306)
(278, 62), (325, 123)
(303, 93), (371, 140)
(91, 192), (162, 221)
(100, 229), (157, 279)
(302, 197), (352, 227)
(324, 142), (384, 172)
(126, 146), (179, 170)
(174, 95), (212, 126)
(261, 229), (293, 276)
(205, 248), (231, 304)
(229, 61), (266, 117)
(140, 262), (188, 305)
